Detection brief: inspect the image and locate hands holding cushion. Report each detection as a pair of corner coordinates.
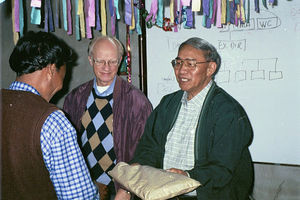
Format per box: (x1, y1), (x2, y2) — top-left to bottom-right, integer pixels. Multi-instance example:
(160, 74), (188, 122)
(110, 162), (200, 200)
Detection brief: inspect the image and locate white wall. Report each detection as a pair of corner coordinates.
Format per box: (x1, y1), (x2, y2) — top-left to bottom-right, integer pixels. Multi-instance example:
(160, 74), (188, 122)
(145, 0), (300, 165)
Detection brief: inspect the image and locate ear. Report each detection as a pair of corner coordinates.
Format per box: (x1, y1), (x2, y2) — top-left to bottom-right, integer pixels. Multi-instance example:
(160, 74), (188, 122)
(88, 56), (93, 66)
(44, 64), (56, 79)
(206, 62), (217, 77)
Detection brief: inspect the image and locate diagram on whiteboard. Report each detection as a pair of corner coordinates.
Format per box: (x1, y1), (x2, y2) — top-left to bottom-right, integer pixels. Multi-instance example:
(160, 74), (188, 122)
(216, 9), (283, 84)
(153, 9), (285, 96)
(217, 57), (283, 84)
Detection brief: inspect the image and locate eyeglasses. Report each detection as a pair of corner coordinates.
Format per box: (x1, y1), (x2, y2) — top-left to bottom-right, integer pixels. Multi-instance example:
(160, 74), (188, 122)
(92, 57), (119, 67)
(171, 58), (209, 70)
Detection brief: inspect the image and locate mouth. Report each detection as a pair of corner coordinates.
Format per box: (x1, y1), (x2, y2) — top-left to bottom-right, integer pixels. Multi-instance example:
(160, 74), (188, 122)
(178, 77), (189, 83)
(99, 71), (111, 75)
(181, 78), (189, 82)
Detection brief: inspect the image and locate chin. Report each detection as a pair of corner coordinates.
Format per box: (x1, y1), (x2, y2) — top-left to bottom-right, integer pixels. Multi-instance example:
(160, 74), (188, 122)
(179, 85), (189, 91)
(57, 86), (63, 91)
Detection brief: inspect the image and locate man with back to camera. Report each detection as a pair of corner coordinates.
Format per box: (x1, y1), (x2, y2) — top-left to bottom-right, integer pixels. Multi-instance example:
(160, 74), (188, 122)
(1, 31), (99, 200)
(63, 35), (153, 199)
(117, 37), (254, 200)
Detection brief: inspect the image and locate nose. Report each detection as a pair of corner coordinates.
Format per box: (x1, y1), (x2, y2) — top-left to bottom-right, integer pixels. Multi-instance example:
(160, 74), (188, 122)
(177, 62), (189, 73)
(102, 61), (111, 69)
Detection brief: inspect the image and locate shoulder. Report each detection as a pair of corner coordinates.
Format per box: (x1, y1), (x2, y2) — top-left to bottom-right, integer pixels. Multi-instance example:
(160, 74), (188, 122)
(43, 110), (76, 135)
(67, 80), (93, 97)
(146, 90), (183, 117)
(65, 80), (93, 101)
(115, 77), (152, 106)
(158, 90), (183, 107)
(41, 110), (77, 155)
(207, 84), (247, 116)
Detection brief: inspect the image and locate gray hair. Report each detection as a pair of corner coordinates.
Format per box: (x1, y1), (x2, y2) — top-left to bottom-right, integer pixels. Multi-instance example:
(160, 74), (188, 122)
(88, 36), (124, 61)
(178, 37), (221, 79)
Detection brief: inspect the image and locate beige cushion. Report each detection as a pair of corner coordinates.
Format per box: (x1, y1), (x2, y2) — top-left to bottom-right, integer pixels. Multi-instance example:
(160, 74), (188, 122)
(108, 162), (201, 200)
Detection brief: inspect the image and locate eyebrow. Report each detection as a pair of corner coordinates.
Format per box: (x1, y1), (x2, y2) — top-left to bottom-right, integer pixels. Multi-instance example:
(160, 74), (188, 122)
(176, 57), (197, 61)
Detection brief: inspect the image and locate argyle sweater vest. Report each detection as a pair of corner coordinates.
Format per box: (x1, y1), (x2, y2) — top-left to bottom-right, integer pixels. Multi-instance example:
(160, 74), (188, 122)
(1, 89), (57, 200)
(80, 88), (116, 186)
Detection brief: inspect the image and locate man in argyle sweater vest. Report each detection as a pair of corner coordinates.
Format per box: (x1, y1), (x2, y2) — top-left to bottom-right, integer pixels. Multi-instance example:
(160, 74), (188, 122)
(63, 36), (152, 200)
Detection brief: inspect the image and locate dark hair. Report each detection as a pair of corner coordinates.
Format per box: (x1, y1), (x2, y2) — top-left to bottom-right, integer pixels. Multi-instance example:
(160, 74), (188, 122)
(9, 31), (74, 76)
(179, 37), (221, 79)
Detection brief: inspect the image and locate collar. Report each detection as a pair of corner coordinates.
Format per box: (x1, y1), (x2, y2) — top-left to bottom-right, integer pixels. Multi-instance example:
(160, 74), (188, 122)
(93, 76), (116, 97)
(181, 80), (213, 107)
(9, 81), (40, 96)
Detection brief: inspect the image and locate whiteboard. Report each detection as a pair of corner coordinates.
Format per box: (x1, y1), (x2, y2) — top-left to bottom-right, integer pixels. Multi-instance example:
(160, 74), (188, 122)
(146, 1), (300, 165)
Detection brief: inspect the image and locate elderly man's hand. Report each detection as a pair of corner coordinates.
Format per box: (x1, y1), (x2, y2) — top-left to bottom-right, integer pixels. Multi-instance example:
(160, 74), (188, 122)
(114, 188), (131, 200)
(166, 168), (189, 176)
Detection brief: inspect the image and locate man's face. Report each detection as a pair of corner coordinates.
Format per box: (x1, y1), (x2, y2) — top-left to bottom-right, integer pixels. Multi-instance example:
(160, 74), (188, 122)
(89, 39), (119, 86)
(174, 44), (216, 100)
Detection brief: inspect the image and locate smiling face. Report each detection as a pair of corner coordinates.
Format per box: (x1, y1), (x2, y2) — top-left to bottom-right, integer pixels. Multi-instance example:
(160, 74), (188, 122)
(174, 44), (216, 100)
(89, 39), (120, 87)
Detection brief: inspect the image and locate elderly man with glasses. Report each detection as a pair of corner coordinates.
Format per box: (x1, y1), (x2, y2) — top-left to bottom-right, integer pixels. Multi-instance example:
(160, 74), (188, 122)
(124, 37), (254, 200)
(63, 36), (152, 200)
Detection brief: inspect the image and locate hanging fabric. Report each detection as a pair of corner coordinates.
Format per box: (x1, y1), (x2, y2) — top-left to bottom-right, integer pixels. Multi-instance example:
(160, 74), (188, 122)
(19, 0), (24, 37)
(67, 0), (72, 34)
(62, 0), (67, 31)
(109, 0), (116, 35)
(134, 0), (142, 35)
(14, 0), (19, 33)
(55, 0), (59, 28)
(101, 0), (107, 35)
(78, 0), (86, 38)
(114, 0), (120, 19)
(85, 0), (92, 38)
(30, 0), (41, 25)
(156, 0), (163, 27)
(11, 0), (281, 44)
(146, 0), (158, 25)
(12, 0), (19, 44)
(125, 0), (132, 26)
(44, 0), (49, 32)
(173, 0), (178, 32)
(216, 0), (222, 27)
(44, 0), (54, 32)
(192, 0), (201, 12)
(95, 0), (102, 31)
(129, 0), (136, 31)
(126, 25), (132, 83)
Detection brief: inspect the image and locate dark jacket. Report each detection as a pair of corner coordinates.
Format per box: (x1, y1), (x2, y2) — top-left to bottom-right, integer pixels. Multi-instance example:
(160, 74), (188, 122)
(1, 89), (57, 200)
(63, 76), (153, 190)
(131, 81), (254, 200)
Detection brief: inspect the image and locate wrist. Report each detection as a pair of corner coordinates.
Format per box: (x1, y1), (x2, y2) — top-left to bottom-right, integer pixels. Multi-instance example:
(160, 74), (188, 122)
(121, 188), (131, 195)
(185, 170), (190, 177)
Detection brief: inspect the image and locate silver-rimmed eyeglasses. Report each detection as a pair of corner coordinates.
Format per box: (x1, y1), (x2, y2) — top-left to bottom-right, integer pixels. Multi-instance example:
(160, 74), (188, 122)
(92, 57), (119, 67)
(171, 57), (209, 70)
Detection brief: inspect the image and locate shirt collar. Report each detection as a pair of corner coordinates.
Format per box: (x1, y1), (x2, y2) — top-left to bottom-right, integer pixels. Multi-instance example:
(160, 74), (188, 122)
(93, 76), (116, 97)
(9, 81), (40, 96)
(181, 80), (213, 107)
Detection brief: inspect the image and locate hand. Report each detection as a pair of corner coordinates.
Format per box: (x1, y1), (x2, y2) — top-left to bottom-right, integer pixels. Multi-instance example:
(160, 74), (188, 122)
(114, 188), (131, 200)
(166, 168), (188, 176)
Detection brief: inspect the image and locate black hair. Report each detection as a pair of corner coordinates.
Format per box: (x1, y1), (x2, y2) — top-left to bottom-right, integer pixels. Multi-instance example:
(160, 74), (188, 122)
(9, 31), (74, 76)
(179, 37), (221, 79)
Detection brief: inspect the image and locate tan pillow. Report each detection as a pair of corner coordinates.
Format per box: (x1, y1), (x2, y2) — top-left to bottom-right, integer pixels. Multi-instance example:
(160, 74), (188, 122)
(108, 162), (201, 200)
